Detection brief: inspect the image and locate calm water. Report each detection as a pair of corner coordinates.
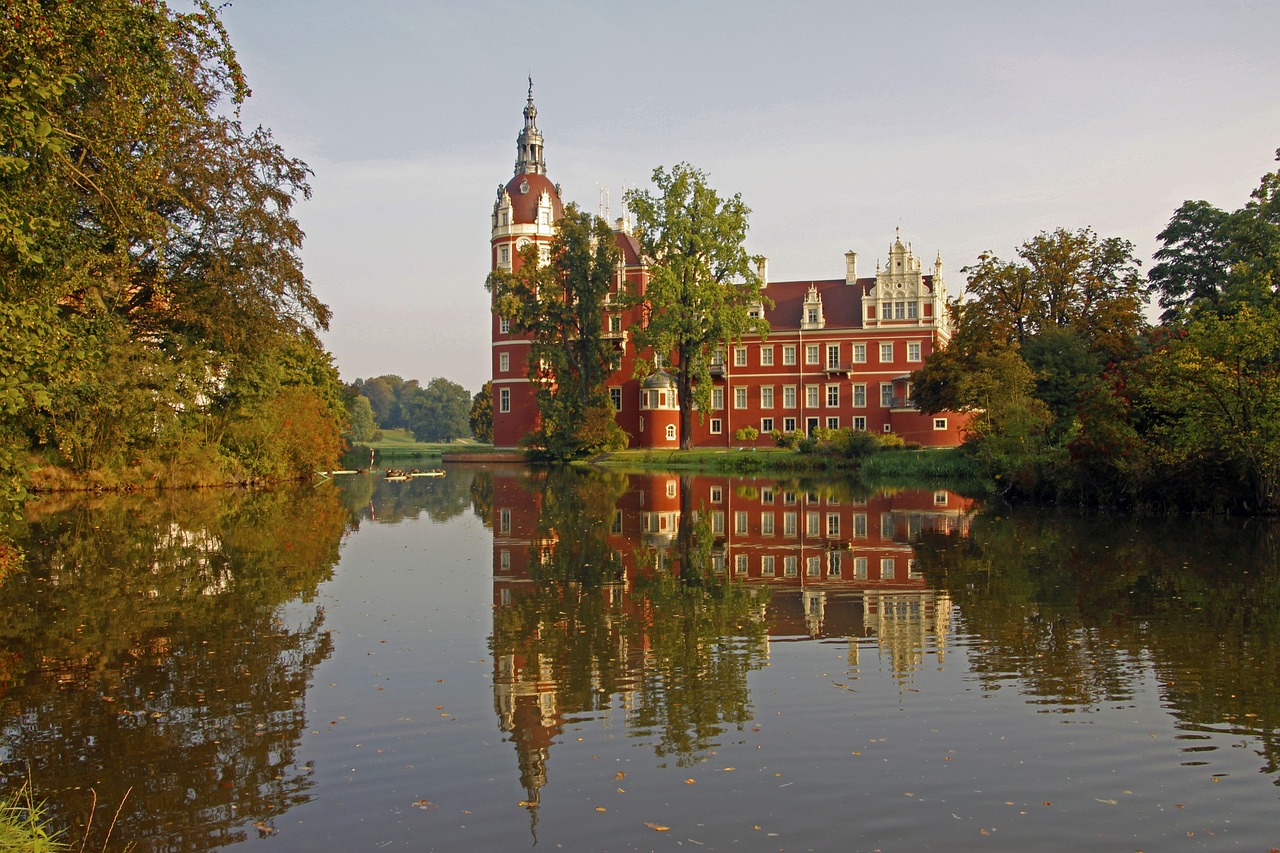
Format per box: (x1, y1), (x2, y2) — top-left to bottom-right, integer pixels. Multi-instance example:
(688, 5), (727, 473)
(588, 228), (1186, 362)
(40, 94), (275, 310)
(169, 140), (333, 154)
(2, 466), (1278, 851)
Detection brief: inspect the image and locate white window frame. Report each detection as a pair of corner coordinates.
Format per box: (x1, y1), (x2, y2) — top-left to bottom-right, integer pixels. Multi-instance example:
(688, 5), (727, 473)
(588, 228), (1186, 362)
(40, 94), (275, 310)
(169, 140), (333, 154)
(825, 385), (839, 407)
(761, 386), (774, 409)
(880, 342), (893, 363)
(734, 346), (748, 367)
(907, 341), (922, 362)
(783, 345), (797, 365)
(499, 352), (510, 372)
(805, 344), (820, 365)
(734, 386), (748, 409)
(760, 345), (774, 366)
(499, 387), (511, 413)
(783, 386), (797, 409)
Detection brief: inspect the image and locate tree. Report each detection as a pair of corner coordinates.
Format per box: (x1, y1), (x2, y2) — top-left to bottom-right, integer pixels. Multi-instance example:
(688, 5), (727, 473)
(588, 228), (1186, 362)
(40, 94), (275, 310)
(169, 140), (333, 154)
(1150, 149), (1280, 323)
(402, 378), (471, 442)
(470, 381), (493, 444)
(358, 376), (395, 426)
(487, 203), (626, 457)
(963, 227), (1147, 360)
(0, 1), (340, 487)
(343, 388), (378, 444)
(624, 164), (769, 449)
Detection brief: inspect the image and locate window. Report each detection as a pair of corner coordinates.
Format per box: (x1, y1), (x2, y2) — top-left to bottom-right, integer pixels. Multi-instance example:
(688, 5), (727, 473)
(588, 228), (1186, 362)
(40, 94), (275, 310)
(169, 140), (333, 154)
(880, 383), (894, 408)
(894, 301), (906, 319)
(880, 342), (893, 362)
(783, 345), (797, 365)
(806, 385), (820, 408)
(783, 512), (797, 536)
(712, 388), (724, 410)
(826, 385), (839, 407)
(783, 386), (797, 408)
(499, 387), (511, 413)
(499, 352), (510, 372)
(806, 556), (821, 577)
(881, 301), (892, 319)
(805, 344), (820, 365)
(853, 416), (866, 431)
(852, 384), (866, 407)
(907, 342), (921, 362)
(854, 557), (868, 578)
(499, 246), (510, 264)
(827, 344), (841, 369)
(881, 514), (895, 538)
(934, 417), (948, 430)
(829, 552), (842, 577)
(500, 316), (510, 334)
(853, 513), (867, 537)
(761, 386), (774, 408)
(734, 387), (747, 409)
(784, 556), (799, 577)
(761, 487), (774, 504)
(909, 559), (922, 580)
(907, 302), (918, 319)
(712, 512), (725, 534)
(609, 314), (622, 333)
(711, 349), (724, 367)
(710, 487), (723, 506)
(610, 387), (622, 410)
(666, 480), (677, 498)
(881, 558), (896, 579)
(734, 347), (748, 367)
(783, 491), (797, 505)
(761, 417), (774, 433)
(760, 346), (774, 366)
(762, 555), (776, 576)
(827, 417), (840, 430)
(710, 418), (722, 434)
(735, 511), (748, 534)
(735, 554), (749, 575)
(807, 307), (820, 324)
(761, 512), (775, 535)
(665, 424), (677, 440)
(853, 343), (866, 363)
(499, 508), (511, 534)
(783, 417), (796, 432)
(612, 511), (623, 534)
(806, 511), (820, 535)
(826, 514), (840, 536)
(934, 490), (949, 506)
(500, 550), (511, 570)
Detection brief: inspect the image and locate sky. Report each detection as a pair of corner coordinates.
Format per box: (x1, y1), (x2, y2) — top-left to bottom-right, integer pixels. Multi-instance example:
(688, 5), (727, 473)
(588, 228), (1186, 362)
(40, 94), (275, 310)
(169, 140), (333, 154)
(216, 1), (1280, 394)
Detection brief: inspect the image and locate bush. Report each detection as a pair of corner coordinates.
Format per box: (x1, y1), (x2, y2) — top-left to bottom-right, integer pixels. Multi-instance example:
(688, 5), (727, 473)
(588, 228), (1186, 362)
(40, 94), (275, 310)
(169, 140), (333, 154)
(772, 430), (803, 449)
(734, 426), (759, 442)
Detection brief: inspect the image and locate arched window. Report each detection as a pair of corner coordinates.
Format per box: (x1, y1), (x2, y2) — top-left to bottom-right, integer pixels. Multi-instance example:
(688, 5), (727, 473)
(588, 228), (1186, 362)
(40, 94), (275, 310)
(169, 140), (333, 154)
(665, 424), (677, 441)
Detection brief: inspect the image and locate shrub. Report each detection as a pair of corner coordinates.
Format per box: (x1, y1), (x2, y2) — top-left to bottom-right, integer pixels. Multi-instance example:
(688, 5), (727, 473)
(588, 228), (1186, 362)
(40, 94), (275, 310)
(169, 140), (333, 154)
(734, 426), (760, 442)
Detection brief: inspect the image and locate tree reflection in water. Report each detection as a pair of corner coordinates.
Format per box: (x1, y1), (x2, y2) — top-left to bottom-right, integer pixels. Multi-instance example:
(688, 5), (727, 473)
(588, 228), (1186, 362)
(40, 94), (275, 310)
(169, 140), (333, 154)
(0, 484), (346, 850)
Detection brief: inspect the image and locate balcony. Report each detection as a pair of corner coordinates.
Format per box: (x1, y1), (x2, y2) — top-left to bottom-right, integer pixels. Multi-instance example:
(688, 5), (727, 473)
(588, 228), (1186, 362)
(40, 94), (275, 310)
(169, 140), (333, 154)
(824, 362), (854, 376)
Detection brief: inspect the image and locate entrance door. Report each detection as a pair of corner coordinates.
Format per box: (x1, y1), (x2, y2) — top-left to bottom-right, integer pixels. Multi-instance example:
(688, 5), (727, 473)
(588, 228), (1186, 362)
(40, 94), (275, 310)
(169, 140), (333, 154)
(806, 417), (819, 436)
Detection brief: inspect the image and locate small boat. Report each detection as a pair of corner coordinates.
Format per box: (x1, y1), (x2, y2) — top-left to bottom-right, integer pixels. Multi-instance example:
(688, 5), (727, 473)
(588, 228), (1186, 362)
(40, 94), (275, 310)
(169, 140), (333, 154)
(408, 470), (446, 478)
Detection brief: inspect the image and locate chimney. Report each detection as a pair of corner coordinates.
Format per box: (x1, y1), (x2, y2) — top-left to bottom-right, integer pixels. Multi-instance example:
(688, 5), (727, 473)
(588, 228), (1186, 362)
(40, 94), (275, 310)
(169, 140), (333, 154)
(845, 251), (858, 285)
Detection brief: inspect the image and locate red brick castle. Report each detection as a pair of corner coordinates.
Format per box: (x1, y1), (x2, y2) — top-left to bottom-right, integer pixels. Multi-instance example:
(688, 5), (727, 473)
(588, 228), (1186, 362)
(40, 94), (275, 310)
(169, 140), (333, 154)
(489, 85), (971, 449)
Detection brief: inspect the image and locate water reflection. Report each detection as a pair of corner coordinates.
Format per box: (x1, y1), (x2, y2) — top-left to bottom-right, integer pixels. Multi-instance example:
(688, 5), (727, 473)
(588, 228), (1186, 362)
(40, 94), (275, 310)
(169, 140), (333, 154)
(0, 485), (346, 850)
(486, 468), (977, 817)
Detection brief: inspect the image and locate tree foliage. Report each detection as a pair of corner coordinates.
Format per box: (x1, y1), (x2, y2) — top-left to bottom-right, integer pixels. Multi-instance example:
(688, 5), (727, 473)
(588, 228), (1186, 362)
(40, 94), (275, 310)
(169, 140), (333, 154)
(0, 0), (344, 501)
(470, 381), (493, 444)
(625, 164), (769, 449)
(402, 378), (472, 443)
(487, 203), (627, 457)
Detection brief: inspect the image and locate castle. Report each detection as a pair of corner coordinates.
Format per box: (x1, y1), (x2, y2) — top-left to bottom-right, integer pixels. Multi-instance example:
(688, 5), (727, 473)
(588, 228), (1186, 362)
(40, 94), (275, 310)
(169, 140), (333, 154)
(489, 84), (971, 449)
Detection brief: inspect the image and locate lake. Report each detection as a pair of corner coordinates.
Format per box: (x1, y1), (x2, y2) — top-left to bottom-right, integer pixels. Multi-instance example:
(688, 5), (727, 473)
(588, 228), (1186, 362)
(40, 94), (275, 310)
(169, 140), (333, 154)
(1, 466), (1278, 851)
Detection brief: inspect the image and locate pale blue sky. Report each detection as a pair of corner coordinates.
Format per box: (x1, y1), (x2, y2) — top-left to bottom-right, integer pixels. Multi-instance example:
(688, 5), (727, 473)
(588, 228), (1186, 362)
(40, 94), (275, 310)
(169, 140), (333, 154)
(219, 1), (1280, 393)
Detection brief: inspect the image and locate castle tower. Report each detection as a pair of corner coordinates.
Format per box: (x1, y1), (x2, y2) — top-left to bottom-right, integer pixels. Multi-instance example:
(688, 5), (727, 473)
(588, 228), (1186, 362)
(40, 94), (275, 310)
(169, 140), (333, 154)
(491, 80), (564, 448)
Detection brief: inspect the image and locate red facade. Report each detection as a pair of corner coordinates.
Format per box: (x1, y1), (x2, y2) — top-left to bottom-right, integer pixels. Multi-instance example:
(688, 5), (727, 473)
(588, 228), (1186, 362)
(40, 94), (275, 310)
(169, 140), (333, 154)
(490, 89), (972, 449)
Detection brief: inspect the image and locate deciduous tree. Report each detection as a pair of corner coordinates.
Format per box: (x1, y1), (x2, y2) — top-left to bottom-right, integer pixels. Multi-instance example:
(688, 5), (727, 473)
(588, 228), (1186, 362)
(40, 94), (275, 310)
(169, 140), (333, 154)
(624, 164), (769, 449)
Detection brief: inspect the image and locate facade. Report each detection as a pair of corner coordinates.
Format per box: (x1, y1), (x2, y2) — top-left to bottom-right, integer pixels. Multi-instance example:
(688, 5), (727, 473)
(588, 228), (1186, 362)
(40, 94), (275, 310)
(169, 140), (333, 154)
(490, 86), (971, 449)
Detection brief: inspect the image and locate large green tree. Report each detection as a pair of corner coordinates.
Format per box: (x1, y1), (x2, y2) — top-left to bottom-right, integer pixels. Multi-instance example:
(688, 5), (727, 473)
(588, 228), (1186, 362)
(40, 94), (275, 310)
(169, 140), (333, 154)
(0, 0), (342, 496)
(487, 203), (626, 457)
(624, 164), (769, 449)
(402, 378), (472, 443)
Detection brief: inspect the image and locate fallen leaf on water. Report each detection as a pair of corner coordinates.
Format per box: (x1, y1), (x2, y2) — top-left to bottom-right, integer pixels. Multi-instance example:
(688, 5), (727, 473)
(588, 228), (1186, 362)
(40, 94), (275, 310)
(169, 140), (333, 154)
(685, 779), (696, 785)
(980, 828), (990, 837)
(644, 822), (670, 832)
(617, 788), (625, 794)
(595, 807), (607, 812)
(722, 767), (735, 772)
(615, 771), (625, 780)
(1095, 798), (1117, 805)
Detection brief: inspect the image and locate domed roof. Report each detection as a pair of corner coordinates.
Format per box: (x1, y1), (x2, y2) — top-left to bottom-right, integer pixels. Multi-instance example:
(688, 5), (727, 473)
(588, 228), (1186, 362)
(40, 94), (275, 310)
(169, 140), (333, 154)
(502, 172), (563, 225)
(642, 369), (674, 389)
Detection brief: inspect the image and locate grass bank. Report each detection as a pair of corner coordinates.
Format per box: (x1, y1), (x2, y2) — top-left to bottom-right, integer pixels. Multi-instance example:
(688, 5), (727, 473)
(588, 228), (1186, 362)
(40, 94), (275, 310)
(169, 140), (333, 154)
(353, 430), (496, 460)
(589, 446), (983, 485)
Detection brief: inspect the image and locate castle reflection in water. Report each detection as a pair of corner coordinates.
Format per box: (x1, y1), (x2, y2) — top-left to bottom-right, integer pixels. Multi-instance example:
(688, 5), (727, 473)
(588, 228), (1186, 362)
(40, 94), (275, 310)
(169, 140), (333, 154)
(485, 468), (975, 812)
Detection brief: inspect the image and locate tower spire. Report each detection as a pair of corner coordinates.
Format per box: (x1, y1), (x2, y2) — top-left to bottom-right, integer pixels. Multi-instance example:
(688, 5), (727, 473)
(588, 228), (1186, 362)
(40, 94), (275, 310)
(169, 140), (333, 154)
(514, 78), (546, 177)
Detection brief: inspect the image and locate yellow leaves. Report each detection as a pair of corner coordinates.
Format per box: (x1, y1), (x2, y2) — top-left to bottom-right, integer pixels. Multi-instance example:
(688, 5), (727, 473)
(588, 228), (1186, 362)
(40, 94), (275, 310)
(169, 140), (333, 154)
(644, 822), (670, 832)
